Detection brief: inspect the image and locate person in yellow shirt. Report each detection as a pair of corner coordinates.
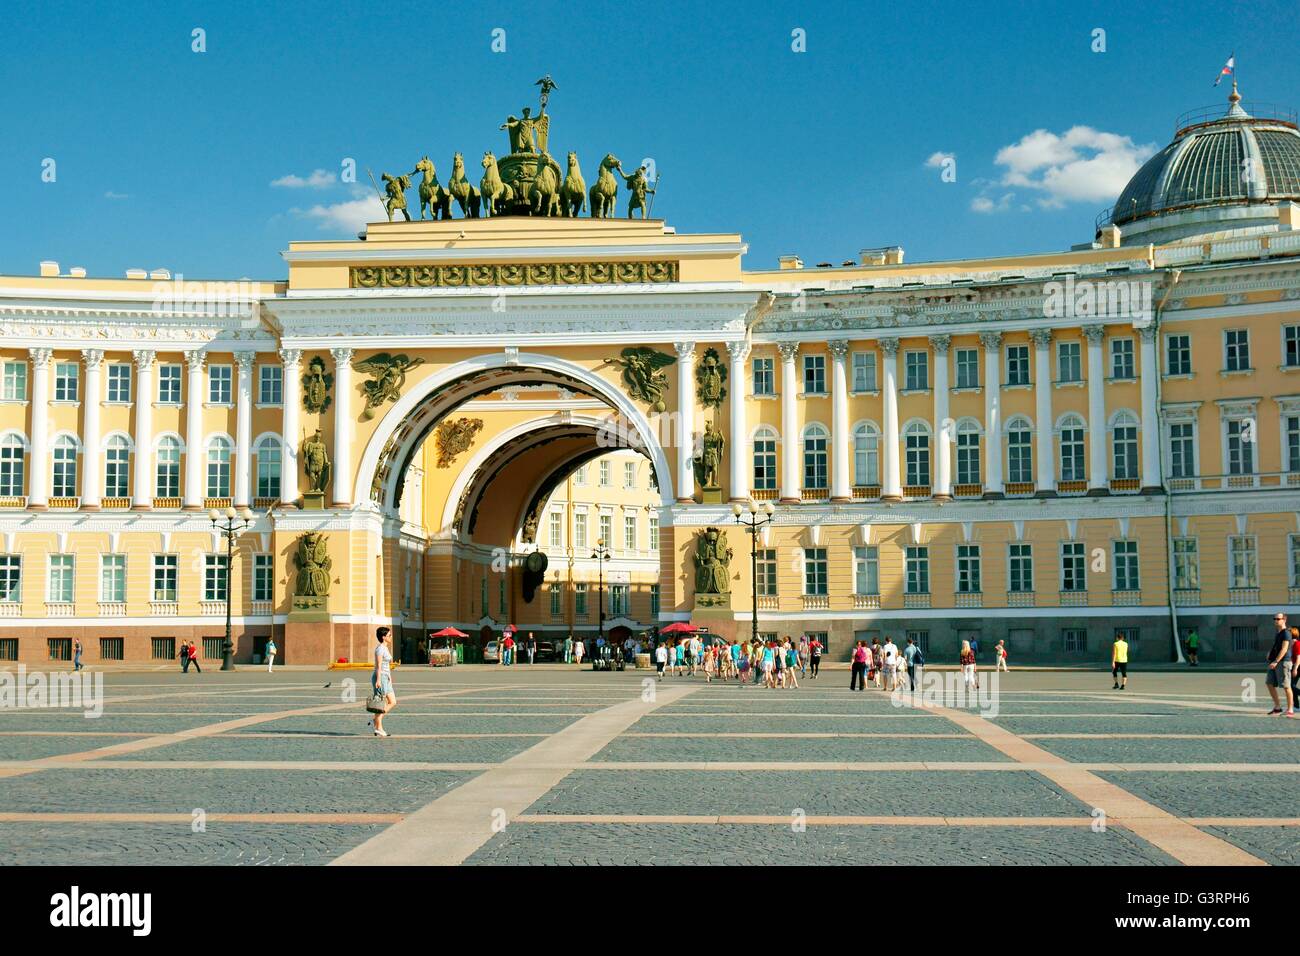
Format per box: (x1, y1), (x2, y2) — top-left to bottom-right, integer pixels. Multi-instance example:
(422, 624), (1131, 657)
(1111, 633), (1129, 690)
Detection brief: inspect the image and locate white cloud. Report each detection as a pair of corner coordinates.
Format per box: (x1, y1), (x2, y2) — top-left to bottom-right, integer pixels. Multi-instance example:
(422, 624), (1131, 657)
(271, 169), (337, 189)
(991, 126), (1156, 208)
(971, 192), (1015, 214)
(290, 187), (385, 233)
(925, 151), (955, 168)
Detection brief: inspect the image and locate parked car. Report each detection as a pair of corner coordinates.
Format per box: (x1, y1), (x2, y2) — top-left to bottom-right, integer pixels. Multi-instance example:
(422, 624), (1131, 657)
(483, 640), (500, 663)
(535, 640), (557, 662)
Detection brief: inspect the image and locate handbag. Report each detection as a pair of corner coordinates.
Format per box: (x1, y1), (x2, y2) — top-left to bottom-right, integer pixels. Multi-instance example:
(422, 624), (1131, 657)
(366, 687), (388, 713)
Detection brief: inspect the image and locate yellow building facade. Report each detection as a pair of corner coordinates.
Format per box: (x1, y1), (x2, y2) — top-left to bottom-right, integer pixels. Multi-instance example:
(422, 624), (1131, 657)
(2, 89), (1299, 665)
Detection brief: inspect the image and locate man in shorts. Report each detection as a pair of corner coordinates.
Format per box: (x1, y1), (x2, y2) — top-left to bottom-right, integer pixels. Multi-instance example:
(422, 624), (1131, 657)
(1266, 612), (1294, 717)
(1111, 631), (1129, 690)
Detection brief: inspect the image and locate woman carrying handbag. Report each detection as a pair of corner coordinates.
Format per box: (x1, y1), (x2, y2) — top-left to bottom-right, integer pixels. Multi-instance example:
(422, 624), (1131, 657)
(367, 627), (397, 737)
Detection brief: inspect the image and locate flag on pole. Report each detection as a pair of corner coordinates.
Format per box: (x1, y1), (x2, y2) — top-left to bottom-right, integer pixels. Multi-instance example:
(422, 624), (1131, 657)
(1214, 54), (1235, 86)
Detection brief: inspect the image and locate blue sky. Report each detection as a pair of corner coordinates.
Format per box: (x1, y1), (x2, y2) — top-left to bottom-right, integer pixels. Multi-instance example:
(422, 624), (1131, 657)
(1, 0), (1296, 279)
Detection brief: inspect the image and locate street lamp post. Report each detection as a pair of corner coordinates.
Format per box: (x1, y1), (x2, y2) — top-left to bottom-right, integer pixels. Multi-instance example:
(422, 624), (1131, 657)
(209, 505), (255, 671)
(733, 500), (777, 645)
(591, 537), (611, 666)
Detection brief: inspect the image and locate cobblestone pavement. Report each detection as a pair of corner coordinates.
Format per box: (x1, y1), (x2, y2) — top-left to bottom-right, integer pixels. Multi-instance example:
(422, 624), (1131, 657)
(0, 665), (1294, 865)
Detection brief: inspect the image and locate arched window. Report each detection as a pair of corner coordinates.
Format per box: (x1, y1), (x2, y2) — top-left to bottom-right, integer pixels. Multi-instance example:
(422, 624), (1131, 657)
(802, 424), (828, 490)
(752, 427), (778, 491)
(955, 419), (981, 486)
(0, 434), (25, 498)
(1058, 414), (1086, 481)
(52, 436), (79, 498)
(853, 422), (879, 486)
(1111, 410), (1139, 480)
(104, 436), (131, 498)
(156, 437), (181, 498)
(206, 437), (232, 498)
(904, 421), (931, 487)
(255, 436), (282, 499)
(1005, 416), (1033, 484)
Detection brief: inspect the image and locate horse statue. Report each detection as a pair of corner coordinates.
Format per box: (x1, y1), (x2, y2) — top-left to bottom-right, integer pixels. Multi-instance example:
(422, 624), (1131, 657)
(560, 151), (586, 217)
(589, 153), (621, 218)
(529, 152), (562, 217)
(480, 152), (514, 217)
(413, 156), (451, 220)
(448, 152), (481, 218)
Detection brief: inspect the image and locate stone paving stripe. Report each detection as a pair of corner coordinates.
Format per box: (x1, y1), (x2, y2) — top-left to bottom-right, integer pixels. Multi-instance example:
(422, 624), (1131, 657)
(621, 732), (972, 739)
(510, 813), (1096, 826)
(0, 759), (496, 772)
(0, 811), (405, 824)
(332, 684), (699, 866)
(1074, 693), (1261, 715)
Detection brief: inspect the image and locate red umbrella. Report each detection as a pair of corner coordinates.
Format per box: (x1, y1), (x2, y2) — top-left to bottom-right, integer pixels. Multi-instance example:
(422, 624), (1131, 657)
(430, 627), (468, 639)
(660, 622), (697, 634)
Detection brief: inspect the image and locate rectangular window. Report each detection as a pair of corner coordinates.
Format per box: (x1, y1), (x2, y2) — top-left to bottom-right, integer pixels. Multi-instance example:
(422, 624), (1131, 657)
(99, 554), (125, 603)
(0, 638), (15, 662)
(649, 515), (660, 550)
(1005, 345), (1030, 386)
(1287, 326), (1300, 368)
(649, 584), (660, 616)
(1057, 342), (1081, 383)
(1290, 535), (1300, 587)
(253, 553), (273, 602)
(1, 362), (27, 402)
(54, 362), (79, 402)
(0, 555), (21, 603)
(47, 554), (74, 603)
(1173, 538), (1199, 590)
(1287, 416), (1300, 472)
(598, 461), (610, 486)
(904, 351), (929, 390)
(599, 513), (612, 547)
(574, 512), (588, 549)
(48, 638), (72, 661)
(0, 439), (23, 497)
(905, 430), (930, 486)
(1231, 626), (1258, 653)
(955, 348), (979, 388)
(1169, 422), (1195, 478)
(151, 636), (175, 661)
(99, 637), (124, 662)
(905, 629), (929, 656)
(203, 554), (228, 602)
(1113, 540), (1140, 591)
(956, 544), (981, 593)
(208, 365), (232, 404)
(1166, 333), (1191, 375)
(550, 585), (562, 617)
(1225, 329), (1250, 371)
(106, 364), (131, 403)
(574, 583), (588, 617)
(753, 434), (777, 490)
(956, 430), (981, 485)
(1061, 541), (1086, 592)
(1062, 628), (1087, 653)
(1226, 418), (1255, 475)
(804, 548), (828, 596)
(1110, 338), (1135, 379)
(905, 546), (930, 594)
(549, 511), (563, 548)
(624, 461), (637, 489)
(152, 555), (178, 602)
(574, 465), (588, 486)
(624, 514), (637, 551)
(803, 354), (826, 394)
(609, 584), (628, 616)
(158, 363), (182, 404)
(752, 357), (775, 396)
(1007, 426), (1033, 483)
(1229, 535), (1258, 589)
(1008, 543), (1033, 592)
(258, 365), (283, 405)
(854, 546), (879, 595)
(851, 351), (877, 391)
(757, 549), (777, 597)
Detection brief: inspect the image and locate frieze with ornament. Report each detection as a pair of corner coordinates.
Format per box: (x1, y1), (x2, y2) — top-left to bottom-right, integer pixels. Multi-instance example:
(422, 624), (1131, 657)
(350, 260), (679, 289)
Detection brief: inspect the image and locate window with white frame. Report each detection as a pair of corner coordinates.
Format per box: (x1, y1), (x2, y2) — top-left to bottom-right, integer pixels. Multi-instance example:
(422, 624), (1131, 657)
(255, 436), (281, 499)
(573, 464), (588, 486)
(1225, 417), (1255, 475)
(955, 420), (981, 485)
(1169, 422), (1195, 478)
(1008, 543), (1033, 592)
(158, 363), (182, 404)
(1286, 414), (1300, 472)
(208, 364), (232, 404)
(1228, 535), (1258, 589)
(1, 362), (27, 402)
(757, 548), (777, 596)
(548, 511), (563, 548)
(649, 583), (660, 616)
(598, 513), (612, 547)
(0, 435), (25, 497)
(851, 351), (877, 391)
(1286, 326), (1300, 369)
(156, 437), (181, 498)
(549, 585), (562, 617)
(152, 554), (178, 602)
(1005, 345), (1030, 386)
(956, 544), (981, 593)
(1111, 411), (1139, 480)
(649, 515), (659, 550)
(609, 584), (628, 616)
(854, 546), (879, 595)
(905, 421), (931, 486)
(1058, 415), (1086, 481)
(623, 461), (636, 489)
(1113, 540), (1139, 591)
(804, 548), (828, 595)
(574, 583), (588, 616)
(106, 364), (131, 403)
(803, 354), (826, 394)
(955, 348), (979, 388)
(100, 554), (125, 603)
(1289, 534), (1300, 587)
(1006, 418), (1033, 484)
(904, 351), (929, 390)
(574, 511), (588, 549)
(1173, 538), (1199, 590)
(1110, 338), (1135, 379)
(853, 423), (879, 486)
(1057, 341), (1082, 383)
(203, 554), (228, 601)
(253, 553), (273, 602)
(104, 436), (131, 498)
(207, 438), (232, 498)
(752, 357), (775, 396)
(54, 362), (79, 402)
(1224, 329), (1250, 372)
(48, 554), (74, 603)
(753, 428), (778, 491)
(258, 365), (282, 405)
(1166, 333), (1192, 376)
(1061, 541), (1086, 591)
(51, 436), (78, 498)
(802, 424), (828, 489)
(623, 513), (636, 551)
(599, 460), (610, 487)
(905, 546), (930, 593)
(0, 555), (20, 602)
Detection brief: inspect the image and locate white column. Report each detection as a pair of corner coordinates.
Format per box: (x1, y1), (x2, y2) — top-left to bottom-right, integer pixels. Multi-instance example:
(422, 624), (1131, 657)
(131, 349), (155, 509)
(1083, 325), (1108, 493)
(183, 350), (206, 509)
(778, 342), (800, 502)
(27, 348), (52, 509)
(280, 349), (302, 506)
(931, 334), (952, 499)
(1030, 329), (1055, 495)
(81, 349), (104, 509)
(674, 341), (696, 503)
(233, 351), (255, 507)
(829, 339), (851, 501)
(331, 347), (354, 507)
(725, 340), (750, 502)
(980, 331), (1003, 497)
(880, 337), (902, 499)
(1138, 324), (1162, 491)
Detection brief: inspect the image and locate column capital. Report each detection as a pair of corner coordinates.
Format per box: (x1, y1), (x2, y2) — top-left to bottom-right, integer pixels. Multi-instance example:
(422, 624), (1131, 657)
(331, 347), (355, 367)
(1029, 328), (1054, 348)
(82, 348), (105, 370)
(828, 339), (850, 359)
(878, 337), (900, 356)
(184, 349), (207, 371)
(279, 348), (303, 369)
(725, 340), (751, 362)
(234, 350), (257, 372)
(978, 331), (1003, 351)
(1082, 324), (1106, 344)
(777, 341), (800, 362)
(29, 347), (53, 368)
(132, 349), (156, 371)
(673, 341), (696, 361)
(1137, 323), (1159, 344)
(930, 334), (952, 354)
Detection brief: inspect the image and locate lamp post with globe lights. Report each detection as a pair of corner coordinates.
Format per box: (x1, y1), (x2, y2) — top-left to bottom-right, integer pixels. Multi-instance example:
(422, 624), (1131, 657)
(209, 505), (255, 671)
(590, 537), (612, 664)
(732, 500), (777, 645)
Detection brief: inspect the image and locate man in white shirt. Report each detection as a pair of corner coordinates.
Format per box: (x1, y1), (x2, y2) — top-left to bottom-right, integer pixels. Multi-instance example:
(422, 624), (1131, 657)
(881, 637), (899, 692)
(654, 642), (668, 680)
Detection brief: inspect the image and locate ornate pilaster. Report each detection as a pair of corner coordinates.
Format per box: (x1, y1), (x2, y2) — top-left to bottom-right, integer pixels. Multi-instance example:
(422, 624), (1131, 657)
(182, 350), (206, 509)
(130, 349), (156, 509)
(234, 351), (256, 508)
(27, 349), (52, 510)
(1029, 329), (1055, 496)
(979, 332), (1003, 497)
(1137, 323), (1162, 492)
(674, 341), (697, 503)
(80, 349), (105, 509)
(777, 342), (800, 502)
(1083, 325), (1108, 494)
(725, 340), (751, 502)
(879, 337), (901, 500)
(931, 335), (952, 499)
(330, 347), (355, 507)
(280, 349), (303, 506)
